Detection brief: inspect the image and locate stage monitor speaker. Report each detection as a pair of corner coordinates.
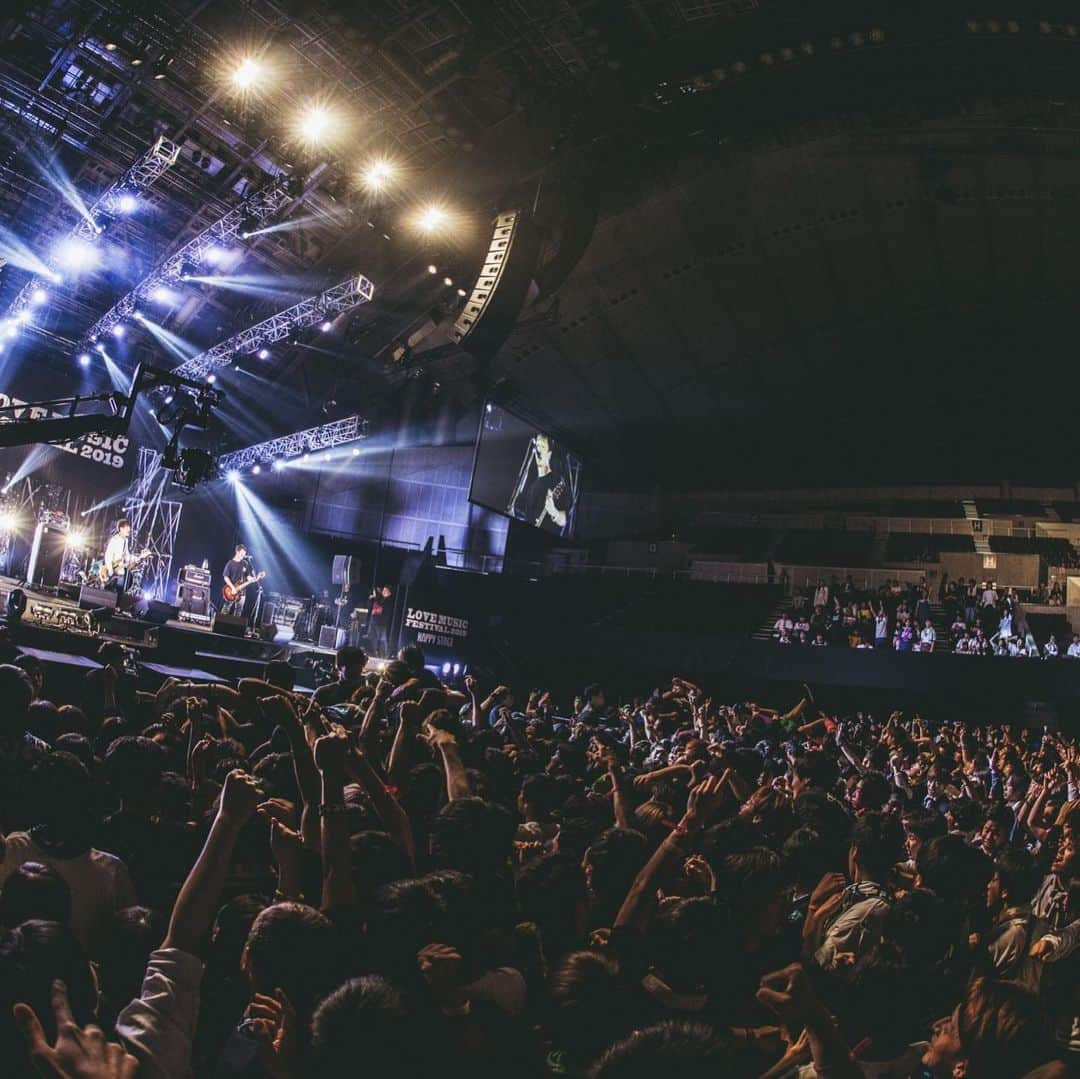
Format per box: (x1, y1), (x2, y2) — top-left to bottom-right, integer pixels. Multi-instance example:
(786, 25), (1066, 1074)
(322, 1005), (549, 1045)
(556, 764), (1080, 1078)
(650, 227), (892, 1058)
(450, 209), (541, 361)
(255, 623), (278, 642)
(319, 625), (345, 650)
(139, 600), (179, 626)
(214, 612), (248, 637)
(78, 586), (117, 612)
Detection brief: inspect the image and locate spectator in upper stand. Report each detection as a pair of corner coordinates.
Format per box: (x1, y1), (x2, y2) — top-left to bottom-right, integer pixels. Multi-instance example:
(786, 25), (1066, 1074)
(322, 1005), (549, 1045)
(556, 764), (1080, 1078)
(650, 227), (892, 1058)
(1067, 635), (1080, 659)
(873, 604), (889, 649)
(982, 581), (999, 608)
(811, 633), (827, 647)
(918, 620), (937, 652)
(813, 579), (829, 609)
(1044, 635), (1059, 659)
(773, 613), (793, 640)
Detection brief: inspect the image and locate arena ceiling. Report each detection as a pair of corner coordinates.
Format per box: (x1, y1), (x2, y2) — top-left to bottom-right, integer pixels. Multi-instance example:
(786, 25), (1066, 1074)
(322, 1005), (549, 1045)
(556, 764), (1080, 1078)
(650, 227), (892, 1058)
(4, 1), (1080, 491)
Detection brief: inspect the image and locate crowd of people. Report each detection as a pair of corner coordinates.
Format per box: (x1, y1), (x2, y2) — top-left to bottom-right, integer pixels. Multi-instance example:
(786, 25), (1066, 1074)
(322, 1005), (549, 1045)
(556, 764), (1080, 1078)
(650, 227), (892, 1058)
(0, 632), (1076, 1078)
(773, 576), (1076, 658)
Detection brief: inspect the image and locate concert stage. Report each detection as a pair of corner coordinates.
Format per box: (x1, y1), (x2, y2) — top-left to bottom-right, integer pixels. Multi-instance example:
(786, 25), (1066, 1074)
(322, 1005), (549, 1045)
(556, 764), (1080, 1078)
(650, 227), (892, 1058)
(0, 576), (347, 696)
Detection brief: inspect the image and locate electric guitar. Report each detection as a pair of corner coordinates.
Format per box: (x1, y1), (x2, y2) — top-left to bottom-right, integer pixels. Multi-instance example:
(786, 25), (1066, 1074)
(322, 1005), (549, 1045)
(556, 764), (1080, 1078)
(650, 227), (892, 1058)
(98, 547), (151, 584)
(535, 479), (568, 529)
(222, 570), (265, 603)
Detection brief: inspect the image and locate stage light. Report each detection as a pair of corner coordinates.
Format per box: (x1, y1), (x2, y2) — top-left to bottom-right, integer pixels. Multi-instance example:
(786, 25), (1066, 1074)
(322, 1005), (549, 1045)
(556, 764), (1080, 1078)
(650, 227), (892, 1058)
(301, 452), (310, 460)
(271, 459), (285, 471)
(94, 343), (107, 355)
(427, 264), (438, 274)
(238, 215), (259, 239)
(150, 285), (173, 303)
(231, 56), (264, 90)
(442, 662), (451, 675)
(132, 309), (145, 322)
(416, 205), (449, 233)
(443, 276), (453, 287)
(48, 270), (63, 284)
(30, 287), (48, 306)
(178, 259), (199, 280)
(15, 310), (30, 326)
(164, 395), (174, 405)
(452, 663), (460, 675)
(456, 287), (467, 297)
(206, 373), (217, 384)
(204, 245), (227, 265)
(252, 464), (261, 474)
(257, 348), (270, 360)
(111, 324), (126, 339)
(361, 158), (396, 191)
(319, 319), (333, 332)
(294, 103), (338, 145)
(0, 509), (21, 533)
(77, 353), (91, 367)
(227, 469), (240, 484)
(53, 237), (99, 273)
(104, 42), (117, 51)
(117, 193), (138, 214)
(65, 529), (87, 549)
(351, 447), (360, 456)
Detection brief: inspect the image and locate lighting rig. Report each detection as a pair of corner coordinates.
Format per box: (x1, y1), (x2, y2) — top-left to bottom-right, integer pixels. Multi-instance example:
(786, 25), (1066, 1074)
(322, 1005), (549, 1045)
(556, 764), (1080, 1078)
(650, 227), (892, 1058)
(172, 274), (375, 382)
(0, 363), (223, 491)
(216, 415), (369, 474)
(3, 137), (181, 323)
(79, 172), (305, 347)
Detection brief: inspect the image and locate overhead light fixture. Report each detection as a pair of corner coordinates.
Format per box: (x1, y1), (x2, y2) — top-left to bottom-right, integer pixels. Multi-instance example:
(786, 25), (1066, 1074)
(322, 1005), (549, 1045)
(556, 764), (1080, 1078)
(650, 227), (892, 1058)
(427, 264), (438, 274)
(231, 56), (264, 90)
(111, 324), (126, 339)
(117, 193), (138, 214)
(319, 319), (333, 332)
(53, 237), (99, 273)
(416, 205), (449, 233)
(226, 469), (240, 484)
(257, 347), (270, 360)
(77, 353), (91, 367)
(443, 276), (453, 287)
(252, 464), (261, 474)
(206, 373), (217, 384)
(456, 287), (467, 297)
(293, 102), (339, 146)
(104, 42), (118, 52)
(361, 158), (396, 192)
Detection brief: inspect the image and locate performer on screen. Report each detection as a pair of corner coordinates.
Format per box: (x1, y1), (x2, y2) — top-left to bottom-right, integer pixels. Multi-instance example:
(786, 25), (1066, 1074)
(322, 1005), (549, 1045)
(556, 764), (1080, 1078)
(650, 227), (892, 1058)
(509, 433), (572, 533)
(222, 542), (265, 624)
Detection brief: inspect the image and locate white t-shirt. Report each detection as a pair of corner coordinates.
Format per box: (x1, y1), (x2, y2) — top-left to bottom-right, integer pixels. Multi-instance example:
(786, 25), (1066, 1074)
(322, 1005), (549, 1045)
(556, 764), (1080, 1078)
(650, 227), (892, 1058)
(104, 531), (130, 573)
(774, 617), (793, 635)
(0, 832), (137, 951)
(875, 614), (888, 639)
(1067, 642), (1080, 658)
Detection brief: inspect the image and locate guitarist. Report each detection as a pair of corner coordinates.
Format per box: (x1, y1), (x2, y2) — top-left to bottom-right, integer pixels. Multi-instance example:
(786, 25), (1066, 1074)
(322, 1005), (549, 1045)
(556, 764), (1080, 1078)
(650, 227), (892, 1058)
(222, 543), (263, 622)
(522, 434), (571, 534)
(101, 519), (150, 593)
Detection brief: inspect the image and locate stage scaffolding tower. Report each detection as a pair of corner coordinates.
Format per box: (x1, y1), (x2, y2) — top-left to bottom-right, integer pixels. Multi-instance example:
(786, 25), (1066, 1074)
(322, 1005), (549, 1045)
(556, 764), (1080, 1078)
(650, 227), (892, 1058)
(123, 449), (182, 600)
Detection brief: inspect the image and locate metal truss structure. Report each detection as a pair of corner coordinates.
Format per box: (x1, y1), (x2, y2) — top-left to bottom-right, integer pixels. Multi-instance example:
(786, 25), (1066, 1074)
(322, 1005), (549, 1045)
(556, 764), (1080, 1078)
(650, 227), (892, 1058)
(80, 174), (300, 345)
(216, 415), (369, 472)
(122, 448), (183, 600)
(5, 137), (181, 322)
(173, 274), (376, 382)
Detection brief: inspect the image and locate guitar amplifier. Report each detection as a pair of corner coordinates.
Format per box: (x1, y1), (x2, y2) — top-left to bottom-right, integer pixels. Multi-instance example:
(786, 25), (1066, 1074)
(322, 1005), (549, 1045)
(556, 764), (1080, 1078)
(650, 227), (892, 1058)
(178, 581), (210, 617)
(179, 564), (212, 587)
(319, 625), (345, 650)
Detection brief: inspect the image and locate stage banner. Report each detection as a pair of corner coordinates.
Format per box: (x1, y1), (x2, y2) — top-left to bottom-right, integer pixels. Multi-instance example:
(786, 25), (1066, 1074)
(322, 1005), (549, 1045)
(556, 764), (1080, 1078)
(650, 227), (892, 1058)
(402, 605), (471, 651)
(397, 566), (482, 663)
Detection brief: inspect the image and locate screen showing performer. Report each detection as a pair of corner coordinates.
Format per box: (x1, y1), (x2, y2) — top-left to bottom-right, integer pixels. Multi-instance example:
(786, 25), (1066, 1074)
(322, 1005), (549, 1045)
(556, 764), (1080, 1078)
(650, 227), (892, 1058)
(468, 402), (583, 538)
(222, 542), (265, 623)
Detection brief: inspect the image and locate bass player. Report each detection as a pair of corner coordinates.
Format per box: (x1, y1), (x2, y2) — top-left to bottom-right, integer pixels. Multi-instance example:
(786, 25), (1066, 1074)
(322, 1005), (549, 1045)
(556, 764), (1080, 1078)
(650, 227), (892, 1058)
(222, 542), (265, 623)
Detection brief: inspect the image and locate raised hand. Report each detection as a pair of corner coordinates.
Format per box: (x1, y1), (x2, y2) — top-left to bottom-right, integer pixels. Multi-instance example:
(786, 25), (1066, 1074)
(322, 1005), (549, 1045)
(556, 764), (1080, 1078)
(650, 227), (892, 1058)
(219, 770), (262, 827)
(257, 798), (298, 829)
(417, 943), (465, 1008)
(243, 989), (297, 1079)
(313, 732), (349, 775)
(684, 772), (726, 827)
(13, 979), (138, 1078)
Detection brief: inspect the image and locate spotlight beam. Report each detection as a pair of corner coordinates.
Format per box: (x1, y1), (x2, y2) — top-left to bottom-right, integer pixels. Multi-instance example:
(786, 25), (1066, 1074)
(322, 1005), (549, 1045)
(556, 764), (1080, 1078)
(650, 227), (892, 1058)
(172, 275), (375, 382)
(216, 415), (369, 473)
(4, 137), (181, 323)
(80, 173), (301, 347)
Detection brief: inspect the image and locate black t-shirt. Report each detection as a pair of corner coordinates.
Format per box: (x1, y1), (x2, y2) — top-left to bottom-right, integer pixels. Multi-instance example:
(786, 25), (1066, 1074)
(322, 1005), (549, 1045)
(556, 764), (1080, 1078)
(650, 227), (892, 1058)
(224, 557), (253, 586)
(524, 469), (570, 532)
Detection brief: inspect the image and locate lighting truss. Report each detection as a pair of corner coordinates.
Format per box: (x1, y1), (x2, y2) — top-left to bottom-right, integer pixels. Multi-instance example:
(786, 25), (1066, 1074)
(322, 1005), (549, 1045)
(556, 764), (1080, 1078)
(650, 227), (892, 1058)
(216, 415), (369, 473)
(81, 174), (299, 344)
(172, 274), (375, 382)
(123, 448), (183, 601)
(5, 137), (181, 321)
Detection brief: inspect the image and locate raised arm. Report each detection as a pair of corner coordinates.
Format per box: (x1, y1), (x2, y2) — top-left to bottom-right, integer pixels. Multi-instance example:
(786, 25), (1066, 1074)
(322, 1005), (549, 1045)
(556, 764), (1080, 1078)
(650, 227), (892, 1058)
(165, 770), (261, 954)
(314, 732), (355, 912)
(425, 726), (471, 802)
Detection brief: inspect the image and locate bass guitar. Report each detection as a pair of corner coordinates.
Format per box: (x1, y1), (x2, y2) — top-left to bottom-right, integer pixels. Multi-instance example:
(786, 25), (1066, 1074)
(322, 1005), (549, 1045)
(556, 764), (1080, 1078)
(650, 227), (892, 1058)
(222, 570), (266, 603)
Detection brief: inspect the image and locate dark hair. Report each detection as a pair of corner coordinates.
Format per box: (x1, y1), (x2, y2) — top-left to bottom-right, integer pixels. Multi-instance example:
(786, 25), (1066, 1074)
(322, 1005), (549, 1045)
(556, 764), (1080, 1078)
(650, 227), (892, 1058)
(0, 863), (71, 928)
(793, 750), (837, 791)
(590, 1020), (736, 1078)
(243, 903), (341, 1023)
(956, 978), (1051, 1079)
(263, 660), (295, 692)
(0, 664), (34, 722)
(516, 853), (587, 960)
(335, 645), (367, 672)
(547, 950), (627, 1070)
(917, 835), (993, 907)
(984, 804), (1015, 834)
(851, 812), (904, 882)
(902, 807), (947, 842)
(398, 644), (425, 673)
(311, 975), (420, 1076)
(520, 773), (560, 819)
(993, 848), (1041, 907)
(116, 519), (131, 531)
(53, 733), (93, 769)
(104, 736), (167, 801)
(28, 752), (95, 838)
(717, 848), (786, 914)
(584, 829), (648, 914)
(429, 797), (514, 879)
(234, 542), (246, 553)
(782, 826), (841, 889)
(856, 770), (892, 812)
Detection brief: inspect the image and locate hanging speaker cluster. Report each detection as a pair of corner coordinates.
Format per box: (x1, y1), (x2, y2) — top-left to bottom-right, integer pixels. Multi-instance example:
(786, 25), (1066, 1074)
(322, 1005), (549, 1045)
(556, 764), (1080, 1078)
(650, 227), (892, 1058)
(450, 209), (541, 362)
